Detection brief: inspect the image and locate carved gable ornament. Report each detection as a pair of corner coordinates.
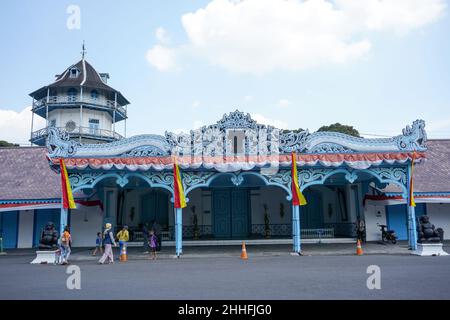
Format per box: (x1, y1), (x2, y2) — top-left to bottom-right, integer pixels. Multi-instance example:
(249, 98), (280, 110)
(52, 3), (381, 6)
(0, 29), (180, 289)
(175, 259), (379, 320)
(46, 110), (427, 158)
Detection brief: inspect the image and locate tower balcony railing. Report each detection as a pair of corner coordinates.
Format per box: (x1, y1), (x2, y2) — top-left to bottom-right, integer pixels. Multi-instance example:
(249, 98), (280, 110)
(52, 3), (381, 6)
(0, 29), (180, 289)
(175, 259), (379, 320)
(31, 126), (123, 143)
(32, 96), (127, 116)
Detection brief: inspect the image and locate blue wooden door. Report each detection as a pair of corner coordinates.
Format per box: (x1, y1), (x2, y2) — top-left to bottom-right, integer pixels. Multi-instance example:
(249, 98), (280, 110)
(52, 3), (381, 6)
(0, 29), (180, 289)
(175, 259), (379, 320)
(0, 211), (19, 248)
(386, 205), (408, 240)
(213, 189), (249, 238)
(213, 190), (231, 238)
(141, 192), (169, 227)
(34, 209), (60, 247)
(141, 192), (156, 225)
(231, 189), (249, 238)
(300, 191), (323, 229)
(386, 203), (426, 241)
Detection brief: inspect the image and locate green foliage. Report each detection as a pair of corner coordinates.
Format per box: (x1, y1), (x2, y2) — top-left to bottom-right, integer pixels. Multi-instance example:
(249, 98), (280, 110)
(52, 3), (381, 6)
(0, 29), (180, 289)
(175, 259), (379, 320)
(0, 140), (19, 147)
(317, 123), (360, 137)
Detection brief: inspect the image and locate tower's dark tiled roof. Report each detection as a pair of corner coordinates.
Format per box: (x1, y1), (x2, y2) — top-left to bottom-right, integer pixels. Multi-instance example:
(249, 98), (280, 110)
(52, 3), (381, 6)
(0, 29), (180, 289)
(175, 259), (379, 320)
(0, 147), (61, 200)
(29, 59), (130, 105)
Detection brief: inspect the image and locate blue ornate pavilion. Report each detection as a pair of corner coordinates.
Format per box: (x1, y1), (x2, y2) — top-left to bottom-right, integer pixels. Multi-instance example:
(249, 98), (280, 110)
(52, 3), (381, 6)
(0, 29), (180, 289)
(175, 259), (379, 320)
(46, 111), (427, 256)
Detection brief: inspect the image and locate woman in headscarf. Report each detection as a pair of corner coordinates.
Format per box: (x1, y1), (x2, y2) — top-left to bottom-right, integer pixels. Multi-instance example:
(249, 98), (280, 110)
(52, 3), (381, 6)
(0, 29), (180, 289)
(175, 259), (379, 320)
(99, 223), (117, 264)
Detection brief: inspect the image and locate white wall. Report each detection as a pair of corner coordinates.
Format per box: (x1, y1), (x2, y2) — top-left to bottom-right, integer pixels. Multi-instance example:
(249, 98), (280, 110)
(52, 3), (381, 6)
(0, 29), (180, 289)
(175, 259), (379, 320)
(364, 204), (387, 241)
(17, 210), (34, 248)
(71, 205), (104, 247)
(48, 109), (113, 131)
(425, 203), (450, 240)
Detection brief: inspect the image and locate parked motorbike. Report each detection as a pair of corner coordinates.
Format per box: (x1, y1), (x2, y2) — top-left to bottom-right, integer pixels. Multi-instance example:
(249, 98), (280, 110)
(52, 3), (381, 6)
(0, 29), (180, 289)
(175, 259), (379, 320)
(377, 223), (397, 244)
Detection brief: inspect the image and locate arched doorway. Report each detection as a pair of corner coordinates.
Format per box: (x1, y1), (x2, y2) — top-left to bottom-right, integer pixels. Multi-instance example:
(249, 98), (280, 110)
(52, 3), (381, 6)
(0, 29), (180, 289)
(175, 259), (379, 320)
(185, 172), (292, 240)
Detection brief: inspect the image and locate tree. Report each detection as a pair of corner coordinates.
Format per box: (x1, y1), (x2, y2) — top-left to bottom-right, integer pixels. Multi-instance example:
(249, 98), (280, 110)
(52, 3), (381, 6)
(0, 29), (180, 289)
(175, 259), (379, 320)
(0, 140), (19, 147)
(317, 123), (360, 137)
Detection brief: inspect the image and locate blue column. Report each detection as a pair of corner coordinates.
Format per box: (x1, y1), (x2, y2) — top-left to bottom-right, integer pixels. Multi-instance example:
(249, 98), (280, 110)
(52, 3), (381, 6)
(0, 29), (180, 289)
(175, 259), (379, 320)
(406, 164), (418, 250)
(408, 205), (417, 250)
(292, 205), (301, 253)
(175, 208), (183, 257)
(60, 206), (68, 236)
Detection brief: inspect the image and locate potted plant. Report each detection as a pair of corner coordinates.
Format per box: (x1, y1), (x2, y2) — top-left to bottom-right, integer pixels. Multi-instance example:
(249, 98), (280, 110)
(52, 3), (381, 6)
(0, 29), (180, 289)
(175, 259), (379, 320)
(263, 204), (271, 239)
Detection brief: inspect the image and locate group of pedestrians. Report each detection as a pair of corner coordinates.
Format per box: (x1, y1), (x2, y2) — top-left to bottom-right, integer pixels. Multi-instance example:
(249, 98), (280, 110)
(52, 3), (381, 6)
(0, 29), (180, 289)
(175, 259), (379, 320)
(94, 220), (162, 264)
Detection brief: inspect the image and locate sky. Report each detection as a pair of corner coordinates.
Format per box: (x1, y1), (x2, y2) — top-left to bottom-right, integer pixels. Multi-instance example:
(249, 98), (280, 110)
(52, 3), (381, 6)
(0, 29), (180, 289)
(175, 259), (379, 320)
(0, 0), (449, 145)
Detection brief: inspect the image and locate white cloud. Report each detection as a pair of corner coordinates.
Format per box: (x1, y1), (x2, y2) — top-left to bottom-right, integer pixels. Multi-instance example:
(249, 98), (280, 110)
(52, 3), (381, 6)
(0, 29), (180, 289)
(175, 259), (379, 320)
(251, 113), (288, 129)
(0, 107), (45, 145)
(155, 27), (171, 44)
(277, 99), (292, 108)
(148, 0), (445, 74)
(192, 100), (201, 108)
(146, 45), (177, 71)
(337, 0), (447, 34)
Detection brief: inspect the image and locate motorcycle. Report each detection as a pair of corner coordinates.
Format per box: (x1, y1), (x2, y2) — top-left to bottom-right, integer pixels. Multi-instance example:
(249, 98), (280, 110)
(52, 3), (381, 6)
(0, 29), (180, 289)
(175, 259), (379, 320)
(377, 223), (397, 244)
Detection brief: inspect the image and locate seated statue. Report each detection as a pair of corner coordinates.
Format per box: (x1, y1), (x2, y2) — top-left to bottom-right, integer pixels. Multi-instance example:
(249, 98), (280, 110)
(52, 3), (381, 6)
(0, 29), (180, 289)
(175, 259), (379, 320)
(417, 216), (443, 243)
(39, 222), (59, 250)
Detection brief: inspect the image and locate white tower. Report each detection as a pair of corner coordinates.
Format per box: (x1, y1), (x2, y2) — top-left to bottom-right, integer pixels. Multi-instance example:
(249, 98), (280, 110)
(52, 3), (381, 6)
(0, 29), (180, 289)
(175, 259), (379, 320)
(29, 46), (129, 146)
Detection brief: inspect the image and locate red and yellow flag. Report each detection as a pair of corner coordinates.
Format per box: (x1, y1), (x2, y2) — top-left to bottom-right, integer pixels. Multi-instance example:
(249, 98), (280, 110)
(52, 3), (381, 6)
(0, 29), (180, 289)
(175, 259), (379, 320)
(409, 152), (416, 207)
(59, 159), (76, 209)
(291, 152), (307, 206)
(173, 157), (187, 209)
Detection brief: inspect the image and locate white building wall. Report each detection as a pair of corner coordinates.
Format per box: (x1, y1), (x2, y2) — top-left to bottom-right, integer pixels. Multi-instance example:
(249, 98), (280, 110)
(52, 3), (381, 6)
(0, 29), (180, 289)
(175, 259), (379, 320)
(424, 203), (450, 240)
(364, 204), (387, 241)
(71, 205), (104, 247)
(48, 109), (113, 131)
(17, 210), (34, 248)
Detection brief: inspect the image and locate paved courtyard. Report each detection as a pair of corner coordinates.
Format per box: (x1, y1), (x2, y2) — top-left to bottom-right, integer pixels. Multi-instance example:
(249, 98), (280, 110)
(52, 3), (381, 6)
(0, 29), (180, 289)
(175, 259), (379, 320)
(1, 244), (450, 300)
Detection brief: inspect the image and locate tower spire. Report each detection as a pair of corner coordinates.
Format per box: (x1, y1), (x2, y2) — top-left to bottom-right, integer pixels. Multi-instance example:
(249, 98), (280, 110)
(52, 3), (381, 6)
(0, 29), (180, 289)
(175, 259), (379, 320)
(81, 41), (86, 60)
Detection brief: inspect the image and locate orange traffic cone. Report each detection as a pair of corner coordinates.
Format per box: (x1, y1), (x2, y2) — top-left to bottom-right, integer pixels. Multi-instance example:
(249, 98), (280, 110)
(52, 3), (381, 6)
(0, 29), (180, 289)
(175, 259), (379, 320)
(120, 245), (127, 262)
(356, 239), (363, 256)
(240, 242), (248, 260)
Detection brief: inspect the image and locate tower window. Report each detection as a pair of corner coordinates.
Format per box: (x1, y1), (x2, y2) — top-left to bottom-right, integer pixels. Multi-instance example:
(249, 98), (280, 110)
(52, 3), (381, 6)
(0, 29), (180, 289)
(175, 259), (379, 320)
(69, 68), (79, 78)
(67, 88), (78, 102)
(89, 118), (100, 135)
(91, 90), (98, 100)
(233, 136), (238, 155)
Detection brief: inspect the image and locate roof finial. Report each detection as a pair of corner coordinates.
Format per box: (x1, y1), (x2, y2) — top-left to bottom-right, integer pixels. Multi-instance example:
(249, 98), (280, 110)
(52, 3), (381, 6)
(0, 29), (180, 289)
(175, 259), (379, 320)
(81, 40), (87, 60)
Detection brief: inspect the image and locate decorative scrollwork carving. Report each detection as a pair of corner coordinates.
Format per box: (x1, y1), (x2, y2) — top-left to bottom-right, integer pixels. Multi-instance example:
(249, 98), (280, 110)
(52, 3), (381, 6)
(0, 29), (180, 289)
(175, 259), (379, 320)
(231, 174), (244, 186)
(368, 167), (407, 186)
(124, 146), (169, 157)
(394, 119), (427, 151)
(141, 172), (174, 187)
(308, 143), (353, 154)
(279, 130), (309, 153)
(182, 172), (215, 190)
(69, 172), (107, 191)
(46, 127), (79, 158)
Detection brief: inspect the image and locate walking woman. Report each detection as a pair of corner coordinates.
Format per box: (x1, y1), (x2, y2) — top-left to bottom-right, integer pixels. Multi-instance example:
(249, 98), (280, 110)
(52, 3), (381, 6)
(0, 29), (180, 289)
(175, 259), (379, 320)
(99, 223), (117, 264)
(60, 226), (72, 265)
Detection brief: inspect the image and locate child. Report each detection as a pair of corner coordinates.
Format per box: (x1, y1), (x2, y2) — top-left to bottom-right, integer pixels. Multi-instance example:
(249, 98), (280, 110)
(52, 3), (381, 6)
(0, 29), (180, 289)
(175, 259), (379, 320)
(149, 230), (157, 260)
(92, 232), (103, 256)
